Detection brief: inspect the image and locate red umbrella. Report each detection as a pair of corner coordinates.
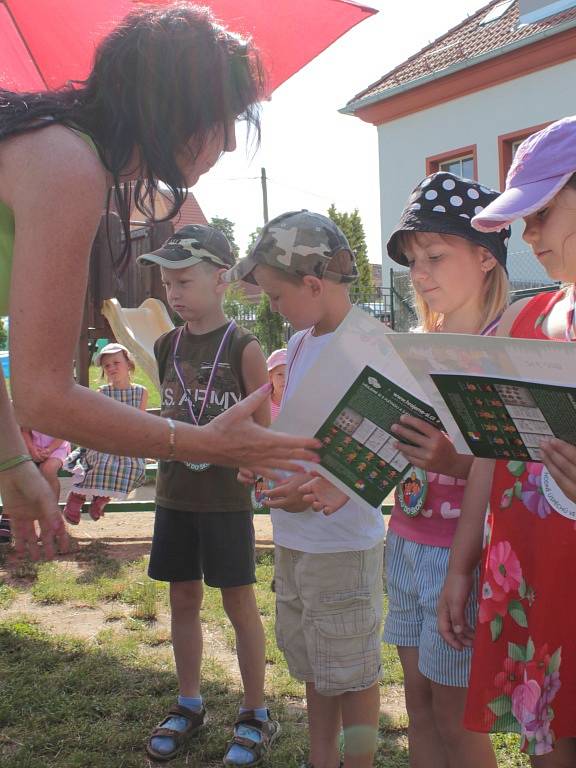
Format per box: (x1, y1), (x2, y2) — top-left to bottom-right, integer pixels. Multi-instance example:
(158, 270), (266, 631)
(0, 0), (376, 95)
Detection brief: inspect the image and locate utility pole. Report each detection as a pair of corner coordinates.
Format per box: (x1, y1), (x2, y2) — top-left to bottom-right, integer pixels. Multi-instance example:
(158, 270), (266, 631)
(260, 167), (269, 224)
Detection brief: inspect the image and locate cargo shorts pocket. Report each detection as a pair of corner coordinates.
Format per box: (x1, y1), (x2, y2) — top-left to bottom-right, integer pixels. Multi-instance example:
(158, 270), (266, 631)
(311, 601), (381, 695)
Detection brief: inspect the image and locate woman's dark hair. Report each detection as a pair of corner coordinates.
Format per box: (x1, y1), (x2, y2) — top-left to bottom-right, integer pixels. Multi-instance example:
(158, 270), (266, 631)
(0, 3), (265, 267)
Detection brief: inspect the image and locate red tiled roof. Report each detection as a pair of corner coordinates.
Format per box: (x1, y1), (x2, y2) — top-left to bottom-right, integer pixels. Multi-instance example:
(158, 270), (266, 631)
(130, 189), (207, 229)
(347, 0), (576, 108)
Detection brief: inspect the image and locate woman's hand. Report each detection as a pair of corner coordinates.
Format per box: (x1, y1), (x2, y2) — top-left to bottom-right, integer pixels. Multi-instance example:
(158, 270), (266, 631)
(541, 438), (576, 502)
(437, 570), (475, 651)
(264, 474), (311, 513)
(1, 461), (69, 560)
(201, 385), (320, 477)
(392, 415), (471, 478)
(300, 473), (349, 515)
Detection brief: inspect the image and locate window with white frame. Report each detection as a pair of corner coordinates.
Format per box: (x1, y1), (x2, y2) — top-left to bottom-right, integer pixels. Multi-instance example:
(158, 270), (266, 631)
(438, 155), (475, 179)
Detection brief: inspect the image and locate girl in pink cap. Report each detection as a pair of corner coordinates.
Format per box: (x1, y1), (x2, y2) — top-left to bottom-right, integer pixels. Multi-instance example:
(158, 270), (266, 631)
(266, 348), (287, 421)
(440, 116), (576, 765)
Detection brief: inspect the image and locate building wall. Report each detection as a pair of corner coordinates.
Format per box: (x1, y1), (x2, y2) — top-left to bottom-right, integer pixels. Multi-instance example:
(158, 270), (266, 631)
(377, 58), (576, 285)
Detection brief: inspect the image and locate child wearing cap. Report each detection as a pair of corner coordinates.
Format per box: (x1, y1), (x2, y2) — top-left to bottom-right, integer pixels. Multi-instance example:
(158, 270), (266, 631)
(440, 117), (576, 764)
(227, 211), (385, 768)
(303, 176), (509, 768)
(266, 348), (287, 421)
(62, 343), (148, 523)
(137, 225), (279, 766)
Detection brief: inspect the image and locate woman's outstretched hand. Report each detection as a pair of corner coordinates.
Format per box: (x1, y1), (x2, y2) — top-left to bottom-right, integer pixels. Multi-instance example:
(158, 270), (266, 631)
(2, 461), (69, 561)
(201, 385), (320, 476)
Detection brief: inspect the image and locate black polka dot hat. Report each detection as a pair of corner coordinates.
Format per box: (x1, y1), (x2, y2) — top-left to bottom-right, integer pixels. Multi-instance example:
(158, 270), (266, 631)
(387, 172), (510, 272)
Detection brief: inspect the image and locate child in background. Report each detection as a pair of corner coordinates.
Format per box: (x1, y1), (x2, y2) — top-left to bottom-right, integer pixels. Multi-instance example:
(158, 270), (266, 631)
(439, 117), (576, 765)
(21, 428), (70, 503)
(303, 174), (510, 768)
(63, 343), (148, 524)
(266, 348), (287, 421)
(228, 211), (385, 768)
(138, 225), (276, 766)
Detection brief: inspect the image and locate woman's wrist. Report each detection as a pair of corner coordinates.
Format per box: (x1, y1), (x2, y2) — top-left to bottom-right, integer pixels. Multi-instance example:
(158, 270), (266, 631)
(0, 454), (33, 473)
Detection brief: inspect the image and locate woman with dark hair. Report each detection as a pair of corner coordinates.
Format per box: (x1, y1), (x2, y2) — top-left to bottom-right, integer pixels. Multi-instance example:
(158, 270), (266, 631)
(0, 3), (318, 557)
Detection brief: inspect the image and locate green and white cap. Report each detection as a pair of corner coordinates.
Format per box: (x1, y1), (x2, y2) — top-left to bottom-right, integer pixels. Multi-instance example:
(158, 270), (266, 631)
(223, 210), (358, 285)
(137, 225), (235, 269)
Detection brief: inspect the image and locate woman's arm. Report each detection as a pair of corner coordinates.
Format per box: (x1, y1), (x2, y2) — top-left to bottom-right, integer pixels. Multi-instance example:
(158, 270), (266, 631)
(7, 129), (318, 474)
(0, 371), (68, 558)
(437, 457), (494, 649)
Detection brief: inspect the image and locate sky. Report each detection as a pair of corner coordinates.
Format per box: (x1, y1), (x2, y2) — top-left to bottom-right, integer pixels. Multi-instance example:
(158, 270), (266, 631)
(193, 0), (489, 264)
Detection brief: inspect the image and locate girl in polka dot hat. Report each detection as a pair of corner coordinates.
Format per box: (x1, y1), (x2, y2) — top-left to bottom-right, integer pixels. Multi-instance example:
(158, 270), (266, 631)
(302, 171), (511, 766)
(439, 118), (576, 763)
(382, 171), (511, 767)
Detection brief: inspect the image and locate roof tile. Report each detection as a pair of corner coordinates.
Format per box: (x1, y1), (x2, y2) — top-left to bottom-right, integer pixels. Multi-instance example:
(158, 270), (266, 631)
(349, 0), (576, 106)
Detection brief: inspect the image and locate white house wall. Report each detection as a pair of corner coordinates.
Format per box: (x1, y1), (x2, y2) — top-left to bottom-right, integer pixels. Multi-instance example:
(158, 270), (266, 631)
(377, 58), (576, 285)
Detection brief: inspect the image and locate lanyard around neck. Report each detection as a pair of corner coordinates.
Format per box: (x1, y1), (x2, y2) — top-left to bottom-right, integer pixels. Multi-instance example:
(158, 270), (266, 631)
(172, 321), (237, 426)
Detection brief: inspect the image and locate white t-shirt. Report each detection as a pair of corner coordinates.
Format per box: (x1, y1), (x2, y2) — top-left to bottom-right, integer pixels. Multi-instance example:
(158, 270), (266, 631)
(271, 328), (385, 553)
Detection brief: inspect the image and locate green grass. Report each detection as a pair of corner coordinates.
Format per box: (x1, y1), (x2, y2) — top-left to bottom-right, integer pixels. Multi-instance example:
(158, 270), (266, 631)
(0, 546), (529, 767)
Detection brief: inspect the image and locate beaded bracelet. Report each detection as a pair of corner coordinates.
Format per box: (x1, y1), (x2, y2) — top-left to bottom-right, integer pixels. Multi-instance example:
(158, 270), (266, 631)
(166, 418), (177, 461)
(0, 454), (33, 473)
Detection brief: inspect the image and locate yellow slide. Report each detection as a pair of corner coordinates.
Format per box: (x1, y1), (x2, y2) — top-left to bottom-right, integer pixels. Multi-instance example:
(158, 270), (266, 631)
(101, 298), (174, 392)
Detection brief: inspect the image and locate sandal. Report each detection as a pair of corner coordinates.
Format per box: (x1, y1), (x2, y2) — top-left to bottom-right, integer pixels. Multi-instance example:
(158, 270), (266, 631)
(223, 710), (280, 767)
(88, 496), (110, 521)
(145, 703), (205, 762)
(63, 492), (85, 525)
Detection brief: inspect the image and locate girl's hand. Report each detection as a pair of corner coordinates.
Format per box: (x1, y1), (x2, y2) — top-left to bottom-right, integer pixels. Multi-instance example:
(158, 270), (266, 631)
(540, 438), (576, 502)
(437, 571), (475, 651)
(1, 461), (69, 560)
(300, 473), (349, 515)
(392, 415), (471, 478)
(201, 385), (320, 478)
(264, 473), (311, 513)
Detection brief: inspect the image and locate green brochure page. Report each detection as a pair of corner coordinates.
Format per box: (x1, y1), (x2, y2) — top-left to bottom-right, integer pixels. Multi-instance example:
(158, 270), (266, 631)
(431, 373), (576, 461)
(316, 365), (443, 507)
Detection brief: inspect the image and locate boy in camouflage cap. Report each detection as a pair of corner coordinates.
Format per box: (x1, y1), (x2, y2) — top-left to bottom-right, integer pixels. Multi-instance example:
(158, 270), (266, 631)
(226, 211), (384, 768)
(225, 209), (358, 285)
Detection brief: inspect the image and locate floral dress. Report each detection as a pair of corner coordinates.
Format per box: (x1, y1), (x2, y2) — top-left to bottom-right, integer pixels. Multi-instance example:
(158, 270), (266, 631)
(464, 290), (576, 756)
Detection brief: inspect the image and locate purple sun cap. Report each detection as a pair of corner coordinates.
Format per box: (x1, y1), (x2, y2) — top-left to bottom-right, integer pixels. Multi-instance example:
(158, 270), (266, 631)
(472, 115), (576, 233)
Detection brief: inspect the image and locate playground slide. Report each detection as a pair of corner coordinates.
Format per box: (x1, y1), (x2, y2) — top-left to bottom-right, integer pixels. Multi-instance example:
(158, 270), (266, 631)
(101, 298), (174, 392)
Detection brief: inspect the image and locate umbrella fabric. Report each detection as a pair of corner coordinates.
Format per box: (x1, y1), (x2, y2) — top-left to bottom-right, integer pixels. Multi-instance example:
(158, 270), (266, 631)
(0, 0), (376, 95)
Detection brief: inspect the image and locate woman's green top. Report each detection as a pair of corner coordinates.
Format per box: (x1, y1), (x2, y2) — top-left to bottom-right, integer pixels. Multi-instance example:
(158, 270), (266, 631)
(0, 130), (98, 317)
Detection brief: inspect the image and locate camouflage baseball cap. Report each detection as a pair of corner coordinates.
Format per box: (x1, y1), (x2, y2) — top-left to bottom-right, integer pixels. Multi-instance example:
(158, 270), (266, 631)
(137, 225), (235, 269)
(223, 210), (358, 285)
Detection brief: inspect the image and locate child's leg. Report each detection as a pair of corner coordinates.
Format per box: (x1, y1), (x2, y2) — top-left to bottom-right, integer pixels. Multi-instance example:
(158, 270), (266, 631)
(39, 458), (62, 502)
(221, 584), (266, 708)
(306, 683), (341, 768)
(430, 681), (496, 768)
(397, 647), (448, 768)
(170, 580), (204, 696)
(530, 739), (576, 768)
(340, 683), (380, 768)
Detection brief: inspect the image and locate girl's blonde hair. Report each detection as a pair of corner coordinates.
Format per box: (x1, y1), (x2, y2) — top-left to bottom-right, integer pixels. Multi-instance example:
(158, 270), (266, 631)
(398, 231), (509, 333)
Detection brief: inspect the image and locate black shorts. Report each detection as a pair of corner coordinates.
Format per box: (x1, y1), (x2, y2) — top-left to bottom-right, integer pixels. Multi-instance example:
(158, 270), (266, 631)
(148, 506), (256, 588)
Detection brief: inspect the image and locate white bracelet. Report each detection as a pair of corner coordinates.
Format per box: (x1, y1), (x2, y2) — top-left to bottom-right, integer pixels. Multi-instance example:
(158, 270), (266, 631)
(166, 418), (177, 461)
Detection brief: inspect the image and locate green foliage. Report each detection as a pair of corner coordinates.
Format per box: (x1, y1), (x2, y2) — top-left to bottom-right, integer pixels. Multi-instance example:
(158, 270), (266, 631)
(0, 317), (7, 351)
(209, 216), (239, 258)
(245, 227), (262, 256)
(327, 204), (373, 301)
(253, 293), (284, 355)
(223, 282), (253, 323)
